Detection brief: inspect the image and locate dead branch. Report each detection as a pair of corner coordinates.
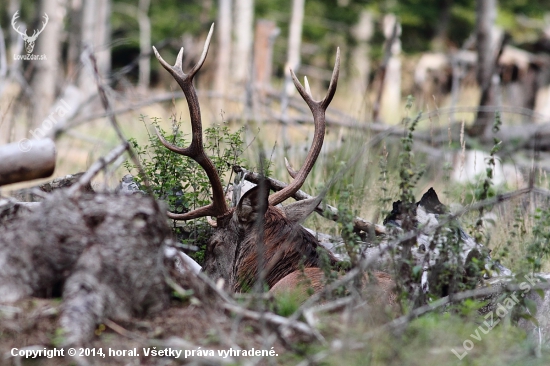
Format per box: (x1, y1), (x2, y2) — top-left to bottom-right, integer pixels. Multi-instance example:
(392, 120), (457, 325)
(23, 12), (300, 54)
(0, 139), (56, 186)
(88, 52), (153, 195)
(234, 166), (386, 236)
(67, 142), (128, 196)
(223, 303), (322, 341)
(302, 296), (354, 327)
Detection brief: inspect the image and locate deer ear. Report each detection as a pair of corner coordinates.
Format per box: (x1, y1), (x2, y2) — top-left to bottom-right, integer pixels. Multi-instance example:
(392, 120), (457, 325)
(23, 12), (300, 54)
(235, 185), (269, 225)
(417, 187), (446, 214)
(282, 196), (322, 224)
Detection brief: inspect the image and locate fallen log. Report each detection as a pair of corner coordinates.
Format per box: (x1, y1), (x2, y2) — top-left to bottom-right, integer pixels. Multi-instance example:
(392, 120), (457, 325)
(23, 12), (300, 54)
(0, 139), (56, 186)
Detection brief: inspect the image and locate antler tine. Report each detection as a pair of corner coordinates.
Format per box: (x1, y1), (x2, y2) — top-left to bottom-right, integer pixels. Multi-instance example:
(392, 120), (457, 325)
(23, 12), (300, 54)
(291, 47), (340, 109)
(284, 157), (298, 179)
(152, 24), (213, 89)
(321, 47), (341, 108)
(304, 76), (312, 98)
(153, 23), (229, 220)
(189, 23), (215, 78)
(269, 48), (340, 206)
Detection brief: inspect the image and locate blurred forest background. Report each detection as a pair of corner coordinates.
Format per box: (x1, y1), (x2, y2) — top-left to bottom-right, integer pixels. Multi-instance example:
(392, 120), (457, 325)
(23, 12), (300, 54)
(0, 0), (550, 199)
(3, 2), (550, 364)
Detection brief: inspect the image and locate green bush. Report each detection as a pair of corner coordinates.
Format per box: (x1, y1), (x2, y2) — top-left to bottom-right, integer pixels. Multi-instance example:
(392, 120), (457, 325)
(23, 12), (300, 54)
(124, 116), (245, 263)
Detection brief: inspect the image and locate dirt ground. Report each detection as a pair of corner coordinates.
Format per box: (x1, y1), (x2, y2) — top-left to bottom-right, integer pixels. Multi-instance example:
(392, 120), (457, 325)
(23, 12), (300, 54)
(1, 296), (295, 365)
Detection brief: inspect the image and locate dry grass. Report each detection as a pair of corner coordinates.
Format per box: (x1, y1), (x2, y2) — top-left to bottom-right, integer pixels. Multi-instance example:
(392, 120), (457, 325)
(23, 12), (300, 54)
(3, 76), (550, 366)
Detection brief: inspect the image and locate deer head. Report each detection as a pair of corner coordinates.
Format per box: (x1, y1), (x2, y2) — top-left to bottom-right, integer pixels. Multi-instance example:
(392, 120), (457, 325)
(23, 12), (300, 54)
(153, 24), (340, 292)
(11, 11), (49, 54)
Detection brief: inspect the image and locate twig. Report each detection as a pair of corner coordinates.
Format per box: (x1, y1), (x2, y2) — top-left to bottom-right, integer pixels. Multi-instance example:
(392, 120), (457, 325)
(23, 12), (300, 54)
(303, 296), (355, 327)
(280, 241), (399, 334)
(193, 270), (237, 306)
(234, 171), (387, 236)
(88, 51), (154, 196)
(67, 142), (128, 196)
(103, 318), (142, 340)
(222, 303), (324, 342)
(280, 186), (533, 335)
(369, 274), (550, 337)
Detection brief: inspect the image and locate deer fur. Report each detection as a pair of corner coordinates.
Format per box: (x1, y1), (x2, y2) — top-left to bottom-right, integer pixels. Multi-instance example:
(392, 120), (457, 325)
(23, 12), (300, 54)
(153, 24), (341, 294)
(203, 185), (338, 292)
(270, 267), (397, 307)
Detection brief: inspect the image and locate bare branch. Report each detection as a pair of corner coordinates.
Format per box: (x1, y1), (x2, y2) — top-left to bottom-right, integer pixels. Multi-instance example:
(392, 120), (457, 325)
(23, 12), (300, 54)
(234, 166), (386, 236)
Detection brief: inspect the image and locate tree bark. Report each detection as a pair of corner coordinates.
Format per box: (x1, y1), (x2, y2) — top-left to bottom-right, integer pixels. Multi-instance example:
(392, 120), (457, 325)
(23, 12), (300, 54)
(253, 20), (278, 90)
(215, 0), (233, 113)
(431, 0), (453, 51)
(233, 0), (254, 86)
(31, 0), (64, 127)
(373, 14), (401, 123)
(0, 139), (56, 186)
(283, 0), (305, 97)
(350, 11), (374, 106)
(67, 0), (83, 78)
(8, 0), (22, 56)
(79, 0), (111, 101)
(138, 0), (151, 92)
(381, 15), (402, 123)
(0, 192), (171, 346)
(469, 0), (503, 137)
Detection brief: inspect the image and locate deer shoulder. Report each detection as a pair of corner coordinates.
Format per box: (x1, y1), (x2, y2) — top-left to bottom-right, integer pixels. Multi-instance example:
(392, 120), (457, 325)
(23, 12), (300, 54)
(270, 268), (398, 308)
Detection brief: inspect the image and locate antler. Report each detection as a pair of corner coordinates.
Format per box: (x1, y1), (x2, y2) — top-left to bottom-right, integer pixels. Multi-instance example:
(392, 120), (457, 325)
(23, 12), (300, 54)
(28, 13), (48, 41)
(11, 11), (28, 38)
(269, 48), (340, 206)
(153, 24), (229, 220)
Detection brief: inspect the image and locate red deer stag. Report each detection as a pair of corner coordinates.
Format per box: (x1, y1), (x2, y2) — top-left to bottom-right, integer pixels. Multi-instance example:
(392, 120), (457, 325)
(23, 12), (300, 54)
(152, 24), (341, 292)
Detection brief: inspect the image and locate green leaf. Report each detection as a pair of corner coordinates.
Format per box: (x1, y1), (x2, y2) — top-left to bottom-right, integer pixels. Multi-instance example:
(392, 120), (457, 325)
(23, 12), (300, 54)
(525, 298), (538, 316)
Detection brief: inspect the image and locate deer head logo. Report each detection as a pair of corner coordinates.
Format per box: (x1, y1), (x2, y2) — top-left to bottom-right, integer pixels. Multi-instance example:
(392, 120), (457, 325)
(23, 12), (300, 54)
(11, 11), (49, 54)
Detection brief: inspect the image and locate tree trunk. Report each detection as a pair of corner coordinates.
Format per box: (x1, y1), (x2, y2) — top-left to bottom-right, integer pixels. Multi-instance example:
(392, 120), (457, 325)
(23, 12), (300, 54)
(253, 19), (278, 114)
(281, 0), (305, 148)
(79, 0), (111, 101)
(95, 0), (112, 77)
(431, 0), (453, 51)
(469, 0), (503, 137)
(67, 0), (83, 78)
(350, 10), (374, 107)
(233, 0), (254, 86)
(8, 0), (21, 56)
(233, 0), (254, 118)
(215, 0), (232, 113)
(31, 0), (64, 127)
(137, 0), (151, 92)
(283, 0), (305, 98)
(375, 14), (401, 123)
(253, 20), (277, 91)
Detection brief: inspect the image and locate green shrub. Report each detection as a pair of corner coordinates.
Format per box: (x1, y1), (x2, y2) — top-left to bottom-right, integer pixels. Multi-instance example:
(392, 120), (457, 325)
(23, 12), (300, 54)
(124, 116), (245, 263)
